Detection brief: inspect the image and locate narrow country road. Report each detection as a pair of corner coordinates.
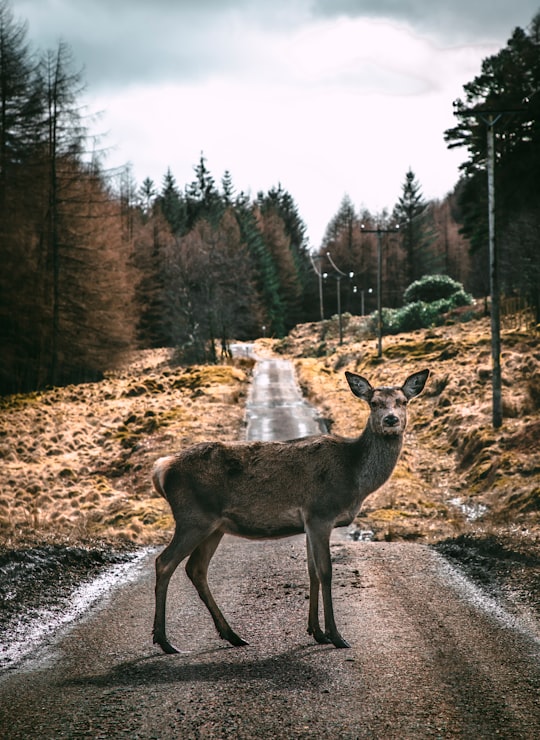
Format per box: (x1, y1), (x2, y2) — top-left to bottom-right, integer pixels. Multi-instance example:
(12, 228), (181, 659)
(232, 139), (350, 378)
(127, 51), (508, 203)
(1, 354), (539, 738)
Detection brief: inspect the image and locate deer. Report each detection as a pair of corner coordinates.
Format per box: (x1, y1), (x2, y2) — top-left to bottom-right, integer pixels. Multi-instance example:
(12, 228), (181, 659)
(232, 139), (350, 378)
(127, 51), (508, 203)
(152, 368), (429, 654)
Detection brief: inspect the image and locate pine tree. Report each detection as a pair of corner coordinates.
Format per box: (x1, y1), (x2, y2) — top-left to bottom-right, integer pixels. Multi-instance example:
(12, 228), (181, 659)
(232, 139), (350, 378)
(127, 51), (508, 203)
(185, 153), (223, 228)
(393, 169), (437, 284)
(234, 197), (285, 336)
(444, 12), (540, 318)
(157, 168), (186, 235)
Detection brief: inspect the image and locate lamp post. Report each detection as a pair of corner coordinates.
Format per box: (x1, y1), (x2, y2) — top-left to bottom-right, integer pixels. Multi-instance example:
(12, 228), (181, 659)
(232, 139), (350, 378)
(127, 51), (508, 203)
(310, 253), (325, 322)
(360, 224), (400, 358)
(354, 286), (373, 316)
(326, 252), (354, 345)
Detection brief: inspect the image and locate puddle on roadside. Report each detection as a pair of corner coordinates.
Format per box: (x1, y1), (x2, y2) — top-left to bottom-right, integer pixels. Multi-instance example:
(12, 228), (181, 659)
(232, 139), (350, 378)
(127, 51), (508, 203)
(448, 497), (488, 522)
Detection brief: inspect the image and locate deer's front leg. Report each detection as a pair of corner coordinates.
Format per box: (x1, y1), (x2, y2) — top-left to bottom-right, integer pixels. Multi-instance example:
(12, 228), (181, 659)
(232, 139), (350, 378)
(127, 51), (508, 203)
(306, 536), (331, 644)
(305, 520), (350, 649)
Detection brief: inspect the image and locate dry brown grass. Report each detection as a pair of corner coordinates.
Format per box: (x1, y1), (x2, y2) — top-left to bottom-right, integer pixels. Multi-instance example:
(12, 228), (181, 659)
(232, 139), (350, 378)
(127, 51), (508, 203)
(0, 350), (252, 548)
(267, 315), (539, 542)
(2, 315), (538, 549)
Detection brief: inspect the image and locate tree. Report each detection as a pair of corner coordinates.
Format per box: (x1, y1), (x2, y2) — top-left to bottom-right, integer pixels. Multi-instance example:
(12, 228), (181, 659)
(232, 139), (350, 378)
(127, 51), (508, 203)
(138, 176), (157, 215)
(258, 185), (311, 326)
(255, 204), (303, 331)
(393, 169), (439, 283)
(0, 0), (35, 210)
(234, 196), (285, 336)
(33, 40), (87, 385)
(185, 153), (223, 228)
(444, 12), (540, 319)
(170, 210), (261, 361)
(156, 167), (186, 235)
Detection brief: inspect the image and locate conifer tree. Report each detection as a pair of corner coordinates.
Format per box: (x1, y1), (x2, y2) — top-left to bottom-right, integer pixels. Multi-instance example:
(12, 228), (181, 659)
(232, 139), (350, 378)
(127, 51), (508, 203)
(393, 169), (438, 284)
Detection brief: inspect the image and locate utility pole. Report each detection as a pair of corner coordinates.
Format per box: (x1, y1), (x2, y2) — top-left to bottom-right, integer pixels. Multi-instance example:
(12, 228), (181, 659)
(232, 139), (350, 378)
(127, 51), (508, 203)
(484, 113), (503, 429)
(360, 224), (399, 358)
(458, 105), (525, 428)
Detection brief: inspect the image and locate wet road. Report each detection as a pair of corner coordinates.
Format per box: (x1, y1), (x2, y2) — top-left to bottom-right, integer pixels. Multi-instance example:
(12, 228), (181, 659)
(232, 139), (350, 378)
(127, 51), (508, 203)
(1, 353), (539, 738)
(245, 357), (325, 441)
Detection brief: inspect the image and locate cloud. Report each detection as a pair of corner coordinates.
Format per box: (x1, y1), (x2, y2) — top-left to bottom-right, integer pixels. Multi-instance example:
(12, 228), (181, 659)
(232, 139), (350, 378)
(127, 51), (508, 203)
(16, 0), (539, 92)
(12, 0), (539, 245)
(309, 0), (539, 41)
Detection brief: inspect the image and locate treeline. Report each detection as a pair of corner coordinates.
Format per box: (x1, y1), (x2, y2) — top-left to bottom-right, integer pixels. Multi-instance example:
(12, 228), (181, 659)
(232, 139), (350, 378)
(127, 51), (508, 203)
(130, 161), (314, 357)
(2, 0), (539, 396)
(0, 1), (139, 394)
(0, 3), (316, 393)
(314, 173), (472, 317)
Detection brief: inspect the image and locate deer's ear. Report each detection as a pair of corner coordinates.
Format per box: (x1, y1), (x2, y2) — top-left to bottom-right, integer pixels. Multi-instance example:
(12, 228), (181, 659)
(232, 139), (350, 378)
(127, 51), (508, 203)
(402, 369), (430, 399)
(345, 372), (373, 401)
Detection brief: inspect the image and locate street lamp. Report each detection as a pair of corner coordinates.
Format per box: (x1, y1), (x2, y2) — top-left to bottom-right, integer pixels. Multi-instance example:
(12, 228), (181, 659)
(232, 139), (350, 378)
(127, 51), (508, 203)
(353, 286), (373, 316)
(360, 224), (400, 358)
(326, 252), (354, 345)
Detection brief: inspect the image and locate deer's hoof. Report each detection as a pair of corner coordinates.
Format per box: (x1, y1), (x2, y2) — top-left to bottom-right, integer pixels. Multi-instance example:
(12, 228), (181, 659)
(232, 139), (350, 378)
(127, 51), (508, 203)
(227, 632), (249, 647)
(308, 627), (332, 645)
(154, 634), (180, 654)
(330, 634), (351, 649)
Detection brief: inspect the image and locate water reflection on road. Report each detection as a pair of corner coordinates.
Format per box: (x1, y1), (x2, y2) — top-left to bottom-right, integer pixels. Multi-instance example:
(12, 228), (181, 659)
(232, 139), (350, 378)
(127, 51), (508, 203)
(231, 344), (325, 442)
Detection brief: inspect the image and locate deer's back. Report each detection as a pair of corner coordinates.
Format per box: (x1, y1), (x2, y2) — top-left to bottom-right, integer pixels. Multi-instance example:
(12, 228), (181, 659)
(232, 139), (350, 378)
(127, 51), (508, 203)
(158, 437), (361, 536)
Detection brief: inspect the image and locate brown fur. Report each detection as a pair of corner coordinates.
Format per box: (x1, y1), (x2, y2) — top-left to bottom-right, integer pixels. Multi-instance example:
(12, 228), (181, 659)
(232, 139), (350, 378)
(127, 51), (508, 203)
(152, 369), (429, 653)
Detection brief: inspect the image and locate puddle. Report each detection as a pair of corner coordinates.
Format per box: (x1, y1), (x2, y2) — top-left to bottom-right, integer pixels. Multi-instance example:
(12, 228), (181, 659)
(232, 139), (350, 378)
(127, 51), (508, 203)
(448, 497), (488, 522)
(348, 525), (375, 542)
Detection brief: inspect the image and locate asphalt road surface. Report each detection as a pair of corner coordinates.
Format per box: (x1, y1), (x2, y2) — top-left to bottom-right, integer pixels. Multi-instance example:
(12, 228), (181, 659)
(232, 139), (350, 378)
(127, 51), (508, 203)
(245, 356), (326, 441)
(1, 355), (539, 739)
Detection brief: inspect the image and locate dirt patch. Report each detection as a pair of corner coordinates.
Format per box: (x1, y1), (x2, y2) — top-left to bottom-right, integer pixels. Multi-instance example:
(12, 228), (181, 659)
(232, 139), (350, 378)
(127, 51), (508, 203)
(0, 545), (137, 640)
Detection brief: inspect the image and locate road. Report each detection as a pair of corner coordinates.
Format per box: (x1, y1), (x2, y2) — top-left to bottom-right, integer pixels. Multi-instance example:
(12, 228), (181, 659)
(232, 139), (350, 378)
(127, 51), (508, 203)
(1, 354), (539, 738)
(245, 355), (326, 440)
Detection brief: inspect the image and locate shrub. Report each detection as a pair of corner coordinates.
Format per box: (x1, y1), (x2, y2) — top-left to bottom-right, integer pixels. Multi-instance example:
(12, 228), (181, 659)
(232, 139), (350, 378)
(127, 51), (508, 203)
(403, 274), (467, 304)
(368, 292), (474, 336)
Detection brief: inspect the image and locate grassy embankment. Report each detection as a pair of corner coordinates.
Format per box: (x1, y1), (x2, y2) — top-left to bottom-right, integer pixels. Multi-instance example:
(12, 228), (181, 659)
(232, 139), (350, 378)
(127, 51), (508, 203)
(1, 314), (538, 551)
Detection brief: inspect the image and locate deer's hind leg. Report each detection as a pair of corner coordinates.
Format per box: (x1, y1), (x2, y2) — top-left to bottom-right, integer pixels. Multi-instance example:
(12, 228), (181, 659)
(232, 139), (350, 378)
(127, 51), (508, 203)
(153, 524), (216, 654)
(185, 530), (248, 647)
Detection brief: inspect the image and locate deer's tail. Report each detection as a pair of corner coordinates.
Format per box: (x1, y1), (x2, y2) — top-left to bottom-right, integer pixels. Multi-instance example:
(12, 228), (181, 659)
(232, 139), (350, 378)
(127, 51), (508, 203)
(152, 456), (174, 500)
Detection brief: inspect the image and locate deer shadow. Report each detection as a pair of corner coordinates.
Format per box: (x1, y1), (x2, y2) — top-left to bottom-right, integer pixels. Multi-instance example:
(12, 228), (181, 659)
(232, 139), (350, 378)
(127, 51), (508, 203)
(62, 642), (331, 691)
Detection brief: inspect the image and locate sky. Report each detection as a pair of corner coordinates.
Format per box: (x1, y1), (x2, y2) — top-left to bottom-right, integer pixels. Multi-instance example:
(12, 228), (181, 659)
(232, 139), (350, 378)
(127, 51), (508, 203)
(12, 0), (540, 247)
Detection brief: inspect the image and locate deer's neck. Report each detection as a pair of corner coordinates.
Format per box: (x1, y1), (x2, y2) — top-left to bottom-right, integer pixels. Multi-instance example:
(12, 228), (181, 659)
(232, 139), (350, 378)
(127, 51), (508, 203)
(352, 425), (403, 496)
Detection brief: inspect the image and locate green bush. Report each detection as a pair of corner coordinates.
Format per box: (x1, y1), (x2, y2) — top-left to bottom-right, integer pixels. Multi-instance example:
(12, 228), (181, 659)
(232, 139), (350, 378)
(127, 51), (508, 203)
(368, 291), (474, 335)
(366, 275), (474, 336)
(403, 274), (466, 304)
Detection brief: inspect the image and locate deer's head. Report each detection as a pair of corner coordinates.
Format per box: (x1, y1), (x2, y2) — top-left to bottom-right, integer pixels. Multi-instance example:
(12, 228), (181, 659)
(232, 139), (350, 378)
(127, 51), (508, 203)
(345, 369), (429, 436)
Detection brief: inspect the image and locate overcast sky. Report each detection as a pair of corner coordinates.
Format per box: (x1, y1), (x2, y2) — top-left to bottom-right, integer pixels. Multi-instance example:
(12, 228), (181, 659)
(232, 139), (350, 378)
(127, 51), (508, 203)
(13, 0), (540, 246)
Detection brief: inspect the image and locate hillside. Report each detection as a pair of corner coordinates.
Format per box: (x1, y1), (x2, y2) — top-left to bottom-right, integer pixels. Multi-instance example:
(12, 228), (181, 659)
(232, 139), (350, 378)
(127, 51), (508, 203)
(1, 315), (539, 635)
(0, 351), (253, 548)
(1, 315), (538, 551)
(267, 313), (539, 545)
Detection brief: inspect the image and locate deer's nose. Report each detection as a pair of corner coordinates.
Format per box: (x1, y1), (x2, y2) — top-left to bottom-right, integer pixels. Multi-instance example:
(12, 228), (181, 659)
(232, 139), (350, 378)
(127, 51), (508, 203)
(384, 414), (399, 427)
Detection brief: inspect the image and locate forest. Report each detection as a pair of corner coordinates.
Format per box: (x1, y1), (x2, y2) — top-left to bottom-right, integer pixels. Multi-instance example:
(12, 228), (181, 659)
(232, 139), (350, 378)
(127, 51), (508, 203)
(1, 0), (539, 395)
